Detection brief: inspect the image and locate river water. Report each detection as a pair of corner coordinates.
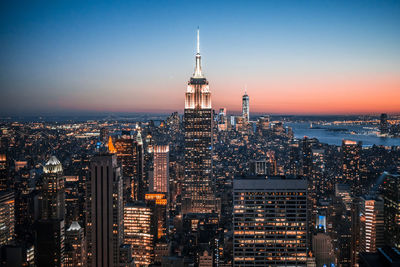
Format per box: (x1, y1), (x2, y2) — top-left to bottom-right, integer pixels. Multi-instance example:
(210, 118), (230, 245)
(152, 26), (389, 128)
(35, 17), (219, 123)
(285, 122), (400, 147)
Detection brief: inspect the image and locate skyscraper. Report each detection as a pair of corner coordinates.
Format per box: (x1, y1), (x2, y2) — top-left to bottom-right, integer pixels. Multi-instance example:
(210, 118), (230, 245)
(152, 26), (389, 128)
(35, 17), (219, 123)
(39, 156), (65, 220)
(359, 196), (384, 253)
(86, 153), (123, 267)
(123, 202), (154, 265)
(0, 191), (15, 246)
(35, 156), (66, 267)
(242, 88), (249, 122)
(341, 140), (362, 195)
(133, 131), (145, 201)
(65, 221), (86, 266)
(233, 176), (308, 266)
(151, 145), (169, 193)
(114, 133), (135, 203)
(379, 113), (389, 134)
(0, 154), (8, 191)
(383, 173), (400, 249)
(183, 29), (216, 214)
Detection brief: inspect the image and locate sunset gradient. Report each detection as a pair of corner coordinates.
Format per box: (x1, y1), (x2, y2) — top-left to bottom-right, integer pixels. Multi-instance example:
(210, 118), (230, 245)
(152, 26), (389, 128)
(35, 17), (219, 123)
(0, 0), (399, 115)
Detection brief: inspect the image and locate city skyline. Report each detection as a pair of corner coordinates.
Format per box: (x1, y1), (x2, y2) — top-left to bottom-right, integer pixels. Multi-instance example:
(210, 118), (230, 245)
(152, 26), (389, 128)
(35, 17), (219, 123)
(1, 1), (400, 115)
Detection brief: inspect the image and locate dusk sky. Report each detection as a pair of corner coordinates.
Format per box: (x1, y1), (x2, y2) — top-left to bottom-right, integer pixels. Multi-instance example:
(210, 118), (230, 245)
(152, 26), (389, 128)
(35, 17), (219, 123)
(1, 0), (399, 115)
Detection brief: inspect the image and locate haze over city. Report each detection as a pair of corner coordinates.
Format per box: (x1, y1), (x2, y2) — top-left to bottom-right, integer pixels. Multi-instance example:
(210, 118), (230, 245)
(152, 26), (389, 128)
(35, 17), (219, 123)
(1, 0), (399, 115)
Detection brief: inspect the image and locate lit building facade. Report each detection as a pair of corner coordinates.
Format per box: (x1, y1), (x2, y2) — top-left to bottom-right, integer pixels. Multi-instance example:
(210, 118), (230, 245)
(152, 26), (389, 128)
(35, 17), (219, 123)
(383, 173), (400, 249)
(35, 156), (66, 267)
(183, 29), (216, 214)
(86, 154), (123, 267)
(242, 89), (249, 122)
(151, 145), (169, 193)
(233, 176), (308, 266)
(145, 193), (167, 240)
(123, 202), (154, 266)
(359, 196), (384, 253)
(341, 140), (362, 195)
(0, 191), (15, 246)
(65, 221), (86, 267)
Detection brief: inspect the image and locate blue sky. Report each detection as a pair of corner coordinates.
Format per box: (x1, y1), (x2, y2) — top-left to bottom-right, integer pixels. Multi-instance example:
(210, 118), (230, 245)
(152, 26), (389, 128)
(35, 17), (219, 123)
(1, 0), (399, 114)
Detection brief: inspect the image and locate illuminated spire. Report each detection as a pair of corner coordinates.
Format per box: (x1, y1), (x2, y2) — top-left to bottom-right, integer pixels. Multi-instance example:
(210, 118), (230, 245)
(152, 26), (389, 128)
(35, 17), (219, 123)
(108, 136), (116, 154)
(136, 130), (143, 145)
(193, 27), (203, 78)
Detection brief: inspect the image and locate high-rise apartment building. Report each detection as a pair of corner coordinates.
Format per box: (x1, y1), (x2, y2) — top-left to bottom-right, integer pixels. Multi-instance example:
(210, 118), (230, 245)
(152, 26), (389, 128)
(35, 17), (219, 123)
(359, 196), (384, 253)
(183, 29), (216, 214)
(151, 145), (169, 193)
(233, 176), (308, 266)
(86, 153), (123, 267)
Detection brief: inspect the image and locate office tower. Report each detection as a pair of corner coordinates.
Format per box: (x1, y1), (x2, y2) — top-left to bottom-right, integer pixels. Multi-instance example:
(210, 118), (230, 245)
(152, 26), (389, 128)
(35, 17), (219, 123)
(311, 149), (325, 198)
(302, 137), (316, 177)
(65, 221), (86, 266)
(35, 156), (65, 267)
(0, 154), (7, 191)
(151, 145), (169, 193)
(99, 127), (109, 143)
(0, 191), (15, 246)
(249, 160), (267, 176)
(134, 132), (145, 200)
(288, 142), (301, 176)
(359, 247), (400, 267)
(242, 88), (249, 122)
(64, 176), (80, 226)
(359, 196), (384, 252)
(39, 156), (65, 220)
(308, 148), (325, 244)
(183, 29), (216, 214)
(145, 193), (168, 240)
(166, 112), (180, 134)
(233, 176), (308, 266)
(342, 140), (362, 195)
(123, 202), (154, 266)
(199, 250), (213, 267)
(265, 150), (277, 175)
(312, 232), (334, 267)
(114, 134), (135, 203)
(383, 173), (400, 248)
(379, 113), (389, 134)
(86, 154), (123, 267)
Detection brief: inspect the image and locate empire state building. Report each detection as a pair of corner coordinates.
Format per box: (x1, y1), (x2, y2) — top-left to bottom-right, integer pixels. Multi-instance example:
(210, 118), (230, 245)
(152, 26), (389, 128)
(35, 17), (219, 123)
(183, 29), (217, 214)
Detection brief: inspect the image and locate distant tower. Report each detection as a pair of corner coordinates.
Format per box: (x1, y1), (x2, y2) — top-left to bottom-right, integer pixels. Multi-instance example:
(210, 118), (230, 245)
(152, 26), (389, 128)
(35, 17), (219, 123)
(242, 87), (249, 122)
(379, 113), (389, 134)
(86, 154), (123, 267)
(183, 29), (216, 214)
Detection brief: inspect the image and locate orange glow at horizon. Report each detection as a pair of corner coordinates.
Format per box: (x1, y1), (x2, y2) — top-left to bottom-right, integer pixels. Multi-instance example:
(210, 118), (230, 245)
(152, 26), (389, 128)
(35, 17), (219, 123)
(56, 73), (400, 114)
